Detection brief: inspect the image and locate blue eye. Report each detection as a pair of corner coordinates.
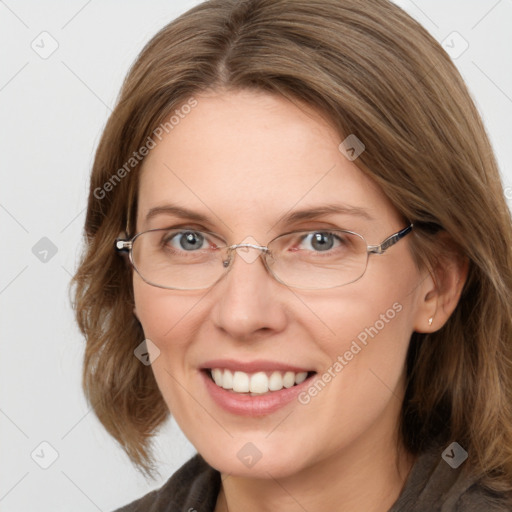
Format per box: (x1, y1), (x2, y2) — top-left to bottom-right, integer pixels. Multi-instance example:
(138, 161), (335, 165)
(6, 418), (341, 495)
(166, 231), (208, 251)
(300, 232), (341, 252)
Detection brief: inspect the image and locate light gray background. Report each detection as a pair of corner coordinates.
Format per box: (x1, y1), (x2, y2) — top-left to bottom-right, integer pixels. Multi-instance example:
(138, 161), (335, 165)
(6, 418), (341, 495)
(1, 1), (511, 511)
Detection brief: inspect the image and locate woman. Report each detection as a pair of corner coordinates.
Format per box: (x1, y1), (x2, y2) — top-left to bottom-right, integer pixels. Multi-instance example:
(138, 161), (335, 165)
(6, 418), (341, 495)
(72, 0), (512, 510)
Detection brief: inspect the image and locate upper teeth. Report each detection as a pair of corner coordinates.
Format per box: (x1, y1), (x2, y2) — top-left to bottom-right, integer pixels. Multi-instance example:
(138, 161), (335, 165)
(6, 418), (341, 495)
(210, 368), (308, 394)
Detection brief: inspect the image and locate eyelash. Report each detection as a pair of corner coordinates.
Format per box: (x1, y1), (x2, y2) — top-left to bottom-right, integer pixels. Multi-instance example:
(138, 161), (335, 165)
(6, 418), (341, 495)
(159, 227), (347, 252)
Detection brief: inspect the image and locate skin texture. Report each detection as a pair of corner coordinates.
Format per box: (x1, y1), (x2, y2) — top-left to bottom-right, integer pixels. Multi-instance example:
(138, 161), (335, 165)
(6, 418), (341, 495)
(133, 89), (467, 512)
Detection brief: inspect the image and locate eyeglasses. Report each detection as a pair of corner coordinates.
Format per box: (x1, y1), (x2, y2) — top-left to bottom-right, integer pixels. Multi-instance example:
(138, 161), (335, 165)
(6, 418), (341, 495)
(115, 224), (413, 290)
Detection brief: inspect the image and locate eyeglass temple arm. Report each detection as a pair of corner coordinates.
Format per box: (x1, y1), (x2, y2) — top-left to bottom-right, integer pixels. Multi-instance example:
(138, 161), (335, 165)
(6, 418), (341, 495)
(367, 224), (413, 255)
(116, 239), (132, 251)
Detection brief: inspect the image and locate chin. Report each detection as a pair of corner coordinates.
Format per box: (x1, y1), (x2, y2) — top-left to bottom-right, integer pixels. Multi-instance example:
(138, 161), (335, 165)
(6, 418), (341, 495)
(192, 432), (315, 479)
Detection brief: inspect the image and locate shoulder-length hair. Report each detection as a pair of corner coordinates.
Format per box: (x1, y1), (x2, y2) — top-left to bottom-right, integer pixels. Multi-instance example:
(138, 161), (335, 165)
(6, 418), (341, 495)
(73, 0), (512, 492)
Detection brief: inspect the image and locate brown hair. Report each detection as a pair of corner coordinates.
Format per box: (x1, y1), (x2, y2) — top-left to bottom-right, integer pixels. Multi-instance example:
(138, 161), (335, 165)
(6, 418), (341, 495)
(73, 0), (512, 493)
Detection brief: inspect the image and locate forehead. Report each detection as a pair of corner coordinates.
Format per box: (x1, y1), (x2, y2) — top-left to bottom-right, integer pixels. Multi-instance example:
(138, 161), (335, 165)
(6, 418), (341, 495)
(136, 90), (399, 235)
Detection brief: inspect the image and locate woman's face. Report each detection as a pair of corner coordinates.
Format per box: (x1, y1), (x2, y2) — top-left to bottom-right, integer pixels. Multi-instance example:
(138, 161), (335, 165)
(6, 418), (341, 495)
(133, 89), (428, 478)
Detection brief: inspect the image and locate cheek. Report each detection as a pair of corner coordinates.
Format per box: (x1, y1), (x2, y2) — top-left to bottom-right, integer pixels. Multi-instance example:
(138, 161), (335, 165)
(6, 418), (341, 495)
(304, 259), (420, 393)
(308, 280), (414, 355)
(311, 297), (410, 401)
(290, 279), (417, 454)
(133, 277), (204, 344)
(133, 280), (208, 412)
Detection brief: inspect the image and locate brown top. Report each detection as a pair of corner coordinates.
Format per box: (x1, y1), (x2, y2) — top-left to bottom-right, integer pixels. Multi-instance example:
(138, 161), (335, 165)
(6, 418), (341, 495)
(114, 443), (511, 512)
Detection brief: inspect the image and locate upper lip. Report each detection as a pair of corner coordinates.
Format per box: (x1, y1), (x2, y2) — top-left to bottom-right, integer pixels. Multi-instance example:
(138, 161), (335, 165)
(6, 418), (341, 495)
(200, 359), (315, 373)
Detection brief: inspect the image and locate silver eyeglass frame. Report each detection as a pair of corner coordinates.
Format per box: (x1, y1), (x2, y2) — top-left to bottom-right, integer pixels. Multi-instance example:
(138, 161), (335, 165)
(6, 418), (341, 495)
(115, 223), (414, 290)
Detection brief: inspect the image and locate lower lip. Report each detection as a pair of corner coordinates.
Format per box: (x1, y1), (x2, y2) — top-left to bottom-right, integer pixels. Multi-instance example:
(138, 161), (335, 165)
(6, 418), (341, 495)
(201, 370), (315, 417)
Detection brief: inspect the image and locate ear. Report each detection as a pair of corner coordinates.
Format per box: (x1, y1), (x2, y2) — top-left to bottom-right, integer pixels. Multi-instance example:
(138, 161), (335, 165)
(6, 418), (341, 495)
(413, 233), (469, 333)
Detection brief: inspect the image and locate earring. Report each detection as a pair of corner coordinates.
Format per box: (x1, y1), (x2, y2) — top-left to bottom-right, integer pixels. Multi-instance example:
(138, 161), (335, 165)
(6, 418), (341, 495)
(428, 317), (433, 326)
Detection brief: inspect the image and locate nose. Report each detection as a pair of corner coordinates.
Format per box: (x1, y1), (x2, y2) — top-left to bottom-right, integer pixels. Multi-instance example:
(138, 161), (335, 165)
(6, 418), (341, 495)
(211, 246), (288, 341)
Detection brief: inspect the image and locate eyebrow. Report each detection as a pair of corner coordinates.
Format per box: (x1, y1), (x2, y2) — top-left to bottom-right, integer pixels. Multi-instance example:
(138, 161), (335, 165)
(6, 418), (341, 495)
(277, 204), (374, 225)
(145, 203), (374, 226)
(146, 205), (210, 224)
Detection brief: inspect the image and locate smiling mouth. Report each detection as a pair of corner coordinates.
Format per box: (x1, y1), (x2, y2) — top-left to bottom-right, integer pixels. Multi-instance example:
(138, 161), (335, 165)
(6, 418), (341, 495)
(205, 368), (317, 395)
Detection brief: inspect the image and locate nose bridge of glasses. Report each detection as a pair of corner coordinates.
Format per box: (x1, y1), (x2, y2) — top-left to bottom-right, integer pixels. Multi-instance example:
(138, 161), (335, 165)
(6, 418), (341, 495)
(223, 242), (270, 267)
(229, 242), (268, 252)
